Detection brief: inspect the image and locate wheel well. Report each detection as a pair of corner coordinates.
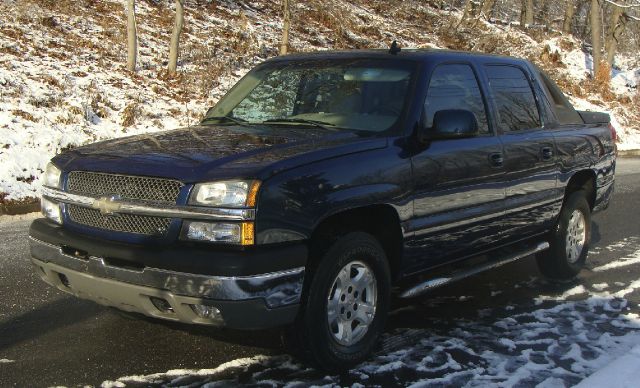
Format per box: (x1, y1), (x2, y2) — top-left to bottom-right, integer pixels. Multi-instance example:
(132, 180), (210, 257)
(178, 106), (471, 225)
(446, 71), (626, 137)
(309, 205), (403, 280)
(565, 170), (596, 210)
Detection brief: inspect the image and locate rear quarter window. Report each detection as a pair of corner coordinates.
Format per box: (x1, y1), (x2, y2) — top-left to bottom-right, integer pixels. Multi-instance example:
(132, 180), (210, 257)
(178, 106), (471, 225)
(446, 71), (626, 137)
(536, 67), (583, 125)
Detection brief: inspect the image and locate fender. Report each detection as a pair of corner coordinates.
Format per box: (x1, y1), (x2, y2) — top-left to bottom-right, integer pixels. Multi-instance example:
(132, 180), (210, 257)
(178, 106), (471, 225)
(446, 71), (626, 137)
(254, 142), (413, 245)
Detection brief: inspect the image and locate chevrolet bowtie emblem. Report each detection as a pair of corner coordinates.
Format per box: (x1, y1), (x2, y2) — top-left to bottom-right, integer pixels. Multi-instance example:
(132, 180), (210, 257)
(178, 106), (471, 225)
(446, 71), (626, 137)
(92, 195), (122, 216)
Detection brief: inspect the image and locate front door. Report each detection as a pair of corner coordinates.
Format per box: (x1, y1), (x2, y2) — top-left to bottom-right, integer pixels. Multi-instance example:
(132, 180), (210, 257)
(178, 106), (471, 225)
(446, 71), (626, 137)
(405, 63), (506, 274)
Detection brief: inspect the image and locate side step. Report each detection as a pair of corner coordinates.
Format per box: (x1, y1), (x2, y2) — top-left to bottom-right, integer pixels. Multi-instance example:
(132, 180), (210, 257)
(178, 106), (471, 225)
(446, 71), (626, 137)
(399, 241), (550, 299)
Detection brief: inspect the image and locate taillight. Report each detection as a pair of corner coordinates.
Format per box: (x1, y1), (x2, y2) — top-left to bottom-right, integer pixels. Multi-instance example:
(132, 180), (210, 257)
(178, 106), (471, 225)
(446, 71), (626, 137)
(608, 122), (617, 143)
(608, 122), (618, 155)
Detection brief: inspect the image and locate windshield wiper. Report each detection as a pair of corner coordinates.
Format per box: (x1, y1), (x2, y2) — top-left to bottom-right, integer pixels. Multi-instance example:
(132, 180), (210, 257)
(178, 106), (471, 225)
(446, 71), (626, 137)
(262, 118), (339, 131)
(201, 115), (253, 127)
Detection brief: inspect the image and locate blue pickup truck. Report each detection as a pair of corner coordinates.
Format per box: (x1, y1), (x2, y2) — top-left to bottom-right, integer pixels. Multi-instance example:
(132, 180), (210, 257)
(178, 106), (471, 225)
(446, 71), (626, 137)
(30, 48), (616, 369)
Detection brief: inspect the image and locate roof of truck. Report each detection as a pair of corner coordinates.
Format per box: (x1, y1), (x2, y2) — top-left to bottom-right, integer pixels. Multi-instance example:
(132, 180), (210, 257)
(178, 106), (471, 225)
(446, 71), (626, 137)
(266, 48), (526, 64)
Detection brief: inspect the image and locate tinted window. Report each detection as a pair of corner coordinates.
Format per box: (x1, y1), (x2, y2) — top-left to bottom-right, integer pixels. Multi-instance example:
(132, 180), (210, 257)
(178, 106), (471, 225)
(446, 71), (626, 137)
(424, 64), (489, 134)
(485, 65), (541, 131)
(536, 67), (583, 125)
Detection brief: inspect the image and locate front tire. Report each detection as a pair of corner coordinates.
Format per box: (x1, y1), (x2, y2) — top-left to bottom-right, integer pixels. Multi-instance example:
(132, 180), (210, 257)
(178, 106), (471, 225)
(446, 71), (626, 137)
(297, 232), (391, 371)
(536, 190), (591, 280)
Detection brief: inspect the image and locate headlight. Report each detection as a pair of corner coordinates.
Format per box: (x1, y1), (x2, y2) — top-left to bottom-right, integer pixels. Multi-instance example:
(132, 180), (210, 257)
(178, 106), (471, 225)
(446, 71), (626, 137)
(43, 162), (62, 189)
(41, 197), (62, 224)
(182, 221), (254, 245)
(189, 180), (260, 207)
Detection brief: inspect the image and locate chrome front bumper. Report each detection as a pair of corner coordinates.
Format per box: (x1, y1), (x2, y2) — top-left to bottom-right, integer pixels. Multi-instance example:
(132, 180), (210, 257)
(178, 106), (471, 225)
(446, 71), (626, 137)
(30, 237), (304, 327)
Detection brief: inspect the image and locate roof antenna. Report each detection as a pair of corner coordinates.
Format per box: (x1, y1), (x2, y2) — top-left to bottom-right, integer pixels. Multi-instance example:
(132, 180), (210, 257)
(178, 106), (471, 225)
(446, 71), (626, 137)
(389, 40), (401, 55)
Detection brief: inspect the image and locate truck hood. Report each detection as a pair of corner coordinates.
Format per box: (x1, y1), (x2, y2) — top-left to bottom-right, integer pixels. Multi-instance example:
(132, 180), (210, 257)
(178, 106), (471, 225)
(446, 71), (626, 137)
(53, 124), (387, 182)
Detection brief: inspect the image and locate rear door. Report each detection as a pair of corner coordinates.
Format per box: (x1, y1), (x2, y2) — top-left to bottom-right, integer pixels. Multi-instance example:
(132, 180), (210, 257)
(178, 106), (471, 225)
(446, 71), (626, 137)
(482, 64), (559, 241)
(405, 62), (506, 272)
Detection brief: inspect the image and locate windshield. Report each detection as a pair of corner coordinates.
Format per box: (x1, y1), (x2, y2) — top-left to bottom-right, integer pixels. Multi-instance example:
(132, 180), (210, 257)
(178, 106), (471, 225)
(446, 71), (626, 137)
(204, 58), (416, 133)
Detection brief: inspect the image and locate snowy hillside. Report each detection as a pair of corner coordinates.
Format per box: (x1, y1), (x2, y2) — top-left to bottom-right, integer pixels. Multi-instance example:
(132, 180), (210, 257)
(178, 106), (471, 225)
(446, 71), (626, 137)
(0, 0), (638, 203)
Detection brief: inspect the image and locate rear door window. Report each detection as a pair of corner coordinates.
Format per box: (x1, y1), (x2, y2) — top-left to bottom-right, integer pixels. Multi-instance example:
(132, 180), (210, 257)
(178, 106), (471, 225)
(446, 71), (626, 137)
(484, 65), (541, 132)
(424, 64), (490, 134)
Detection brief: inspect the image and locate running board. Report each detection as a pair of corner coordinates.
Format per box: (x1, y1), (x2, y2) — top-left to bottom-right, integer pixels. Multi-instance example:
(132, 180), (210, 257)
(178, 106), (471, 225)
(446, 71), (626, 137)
(399, 241), (550, 299)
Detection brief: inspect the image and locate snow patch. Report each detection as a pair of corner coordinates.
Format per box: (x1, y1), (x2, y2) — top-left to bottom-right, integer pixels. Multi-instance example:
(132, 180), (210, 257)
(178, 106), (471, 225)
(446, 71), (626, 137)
(574, 344), (640, 388)
(592, 249), (640, 272)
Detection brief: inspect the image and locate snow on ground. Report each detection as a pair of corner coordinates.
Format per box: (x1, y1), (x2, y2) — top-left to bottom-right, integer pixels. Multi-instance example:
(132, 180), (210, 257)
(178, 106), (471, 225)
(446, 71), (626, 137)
(574, 345), (640, 388)
(99, 238), (640, 387)
(543, 36), (640, 151)
(544, 36), (640, 96)
(593, 248), (640, 272)
(0, 359), (15, 364)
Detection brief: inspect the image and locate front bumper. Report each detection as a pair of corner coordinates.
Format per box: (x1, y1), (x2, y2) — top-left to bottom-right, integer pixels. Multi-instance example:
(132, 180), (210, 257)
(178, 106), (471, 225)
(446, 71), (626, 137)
(29, 221), (307, 329)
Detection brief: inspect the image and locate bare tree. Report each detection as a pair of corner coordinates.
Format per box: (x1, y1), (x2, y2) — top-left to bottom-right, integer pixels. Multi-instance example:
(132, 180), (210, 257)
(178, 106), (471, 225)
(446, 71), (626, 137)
(590, 0), (603, 74)
(563, 0), (576, 33)
(461, 0), (475, 22)
(605, 2), (625, 65)
(279, 0), (291, 55)
(127, 0), (137, 72)
(539, 0), (554, 29)
(479, 0), (497, 19)
(525, 0), (534, 25)
(603, 0), (640, 65)
(168, 0), (184, 75)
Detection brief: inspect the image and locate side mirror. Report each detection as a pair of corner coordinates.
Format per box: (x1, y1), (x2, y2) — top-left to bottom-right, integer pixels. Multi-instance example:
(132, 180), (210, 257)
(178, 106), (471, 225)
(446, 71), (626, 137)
(418, 109), (479, 142)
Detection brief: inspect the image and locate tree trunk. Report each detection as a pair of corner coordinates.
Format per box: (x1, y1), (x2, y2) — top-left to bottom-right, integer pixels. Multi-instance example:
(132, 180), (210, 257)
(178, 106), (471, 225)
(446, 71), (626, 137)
(461, 0), (473, 22)
(127, 0), (137, 72)
(589, 0), (602, 75)
(479, 0), (496, 20)
(540, 0), (553, 30)
(525, 0), (534, 26)
(168, 0), (184, 75)
(579, 1), (590, 38)
(562, 1), (575, 34)
(605, 3), (624, 66)
(279, 0), (291, 55)
(520, 0), (526, 26)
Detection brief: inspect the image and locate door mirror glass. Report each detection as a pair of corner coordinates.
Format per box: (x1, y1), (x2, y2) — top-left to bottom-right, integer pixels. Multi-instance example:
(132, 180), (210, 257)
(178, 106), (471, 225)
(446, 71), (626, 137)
(420, 109), (478, 141)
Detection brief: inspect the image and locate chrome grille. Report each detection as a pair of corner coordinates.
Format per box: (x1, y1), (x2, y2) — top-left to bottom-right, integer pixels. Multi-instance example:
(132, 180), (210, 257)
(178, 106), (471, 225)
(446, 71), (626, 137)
(67, 171), (183, 203)
(67, 204), (171, 236)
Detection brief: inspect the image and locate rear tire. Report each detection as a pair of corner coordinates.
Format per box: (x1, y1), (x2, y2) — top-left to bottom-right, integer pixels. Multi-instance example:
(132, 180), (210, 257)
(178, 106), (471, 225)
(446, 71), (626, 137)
(536, 190), (591, 280)
(294, 232), (391, 371)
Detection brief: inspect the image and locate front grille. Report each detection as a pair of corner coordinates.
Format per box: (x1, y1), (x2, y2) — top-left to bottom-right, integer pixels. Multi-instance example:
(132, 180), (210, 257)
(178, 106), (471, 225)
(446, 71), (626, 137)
(67, 171), (183, 203)
(67, 204), (171, 236)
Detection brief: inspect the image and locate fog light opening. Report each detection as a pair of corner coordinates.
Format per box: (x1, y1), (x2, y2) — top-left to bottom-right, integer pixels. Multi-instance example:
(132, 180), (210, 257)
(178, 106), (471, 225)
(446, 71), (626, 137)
(190, 304), (221, 320)
(150, 297), (174, 313)
(57, 273), (70, 288)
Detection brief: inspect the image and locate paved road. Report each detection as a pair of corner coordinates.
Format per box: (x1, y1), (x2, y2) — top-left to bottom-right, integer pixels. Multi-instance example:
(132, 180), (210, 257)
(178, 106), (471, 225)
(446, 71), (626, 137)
(0, 159), (639, 387)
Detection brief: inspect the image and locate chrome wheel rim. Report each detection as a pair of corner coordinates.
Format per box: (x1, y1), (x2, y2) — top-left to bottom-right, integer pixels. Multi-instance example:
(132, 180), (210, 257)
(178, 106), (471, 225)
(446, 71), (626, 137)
(566, 209), (586, 264)
(327, 260), (377, 346)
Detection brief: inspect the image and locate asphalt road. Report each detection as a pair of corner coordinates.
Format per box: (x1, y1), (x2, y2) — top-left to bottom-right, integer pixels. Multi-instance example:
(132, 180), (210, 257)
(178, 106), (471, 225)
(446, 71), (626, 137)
(1, 159), (639, 387)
